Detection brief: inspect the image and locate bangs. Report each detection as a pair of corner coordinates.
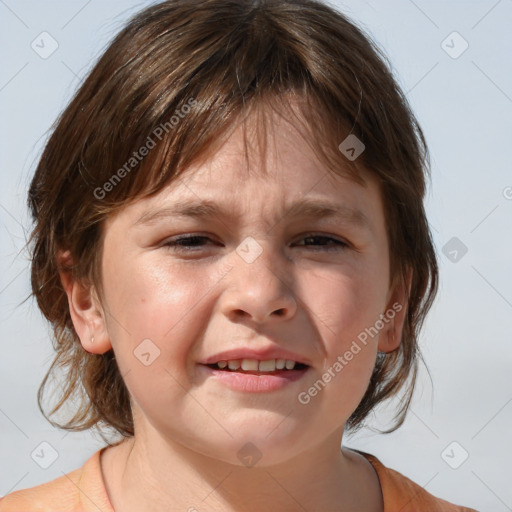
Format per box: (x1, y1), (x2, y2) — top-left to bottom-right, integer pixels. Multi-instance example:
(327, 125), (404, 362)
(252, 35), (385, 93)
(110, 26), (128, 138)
(89, 92), (366, 216)
(77, 0), (376, 215)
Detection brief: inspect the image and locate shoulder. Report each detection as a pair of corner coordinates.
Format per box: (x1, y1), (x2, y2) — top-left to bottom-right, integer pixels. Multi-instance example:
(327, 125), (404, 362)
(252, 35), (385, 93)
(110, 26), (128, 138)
(0, 468), (82, 511)
(0, 449), (112, 512)
(354, 449), (479, 512)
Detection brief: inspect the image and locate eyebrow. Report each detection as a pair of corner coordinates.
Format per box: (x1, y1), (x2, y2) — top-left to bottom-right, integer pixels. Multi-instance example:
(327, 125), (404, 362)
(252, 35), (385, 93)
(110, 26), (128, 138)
(134, 198), (373, 232)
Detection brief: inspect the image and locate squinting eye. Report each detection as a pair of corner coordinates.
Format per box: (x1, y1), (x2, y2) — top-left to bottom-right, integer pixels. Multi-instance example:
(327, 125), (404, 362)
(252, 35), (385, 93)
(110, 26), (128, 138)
(163, 234), (349, 252)
(293, 235), (349, 251)
(164, 235), (212, 250)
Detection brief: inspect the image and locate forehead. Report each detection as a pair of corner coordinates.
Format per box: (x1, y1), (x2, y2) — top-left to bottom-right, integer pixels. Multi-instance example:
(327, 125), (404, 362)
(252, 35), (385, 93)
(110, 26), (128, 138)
(107, 107), (386, 237)
(168, 114), (378, 213)
(173, 108), (369, 194)
(118, 122), (381, 240)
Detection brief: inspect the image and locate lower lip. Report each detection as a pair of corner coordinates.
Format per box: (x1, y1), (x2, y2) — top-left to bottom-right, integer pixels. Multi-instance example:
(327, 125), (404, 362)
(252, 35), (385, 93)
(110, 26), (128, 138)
(198, 365), (309, 392)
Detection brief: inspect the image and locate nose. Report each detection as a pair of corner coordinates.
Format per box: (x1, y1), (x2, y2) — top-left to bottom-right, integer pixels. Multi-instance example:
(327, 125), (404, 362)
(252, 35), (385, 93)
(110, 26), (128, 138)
(220, 241), (297, 325)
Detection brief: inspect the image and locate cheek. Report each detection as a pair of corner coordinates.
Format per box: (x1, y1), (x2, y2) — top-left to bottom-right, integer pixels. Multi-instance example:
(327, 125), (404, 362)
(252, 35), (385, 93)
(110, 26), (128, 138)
(99, 256), (217, 419)
(299, 291), (379, 422)
(101, 253), (230, 375)
(303, 260), (388, 346)
(103, 254), (198, 336)
(299, 260), (387, 405)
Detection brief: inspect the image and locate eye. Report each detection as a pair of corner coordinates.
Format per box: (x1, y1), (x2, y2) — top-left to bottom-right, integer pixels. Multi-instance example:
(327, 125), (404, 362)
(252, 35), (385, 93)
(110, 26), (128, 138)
(293, 234), (349, 252)
(163, 235), (213, 251)
(164, 233), (349, 253)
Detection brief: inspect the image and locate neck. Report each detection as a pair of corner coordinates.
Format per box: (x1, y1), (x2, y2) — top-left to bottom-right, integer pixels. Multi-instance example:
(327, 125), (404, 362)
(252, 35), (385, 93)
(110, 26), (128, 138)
(102, 426), (381, 512)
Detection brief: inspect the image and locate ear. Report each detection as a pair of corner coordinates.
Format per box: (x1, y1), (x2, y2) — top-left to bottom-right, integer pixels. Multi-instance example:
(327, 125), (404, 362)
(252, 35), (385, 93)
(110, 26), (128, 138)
(57, 250), (112, 354)
(378, 266), (412, 353)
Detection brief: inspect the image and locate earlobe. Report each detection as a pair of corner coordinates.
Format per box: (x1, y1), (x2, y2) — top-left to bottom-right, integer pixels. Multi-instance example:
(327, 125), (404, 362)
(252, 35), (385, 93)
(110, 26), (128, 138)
(378, 267), (412, 353)
(57, 250), (112, 354)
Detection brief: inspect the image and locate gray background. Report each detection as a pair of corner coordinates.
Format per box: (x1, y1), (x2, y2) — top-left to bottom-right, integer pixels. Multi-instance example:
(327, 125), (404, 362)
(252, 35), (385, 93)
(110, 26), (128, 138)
(1, 1), (511, 511)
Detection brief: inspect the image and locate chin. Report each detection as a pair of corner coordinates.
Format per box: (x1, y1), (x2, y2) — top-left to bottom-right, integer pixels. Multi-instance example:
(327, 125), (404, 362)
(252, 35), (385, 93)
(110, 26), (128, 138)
(209, 442), (304, 469)
(197, 423), (309, 468)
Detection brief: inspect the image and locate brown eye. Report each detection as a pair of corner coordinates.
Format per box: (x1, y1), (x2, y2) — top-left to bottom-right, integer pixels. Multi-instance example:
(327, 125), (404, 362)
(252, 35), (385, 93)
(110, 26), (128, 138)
(294, 235), (349, 251)
(164, 235), (213, 250)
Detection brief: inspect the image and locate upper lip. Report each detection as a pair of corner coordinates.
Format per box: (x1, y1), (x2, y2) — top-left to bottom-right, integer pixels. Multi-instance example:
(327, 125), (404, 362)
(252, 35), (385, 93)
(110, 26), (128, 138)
(200, 347), (311, 366)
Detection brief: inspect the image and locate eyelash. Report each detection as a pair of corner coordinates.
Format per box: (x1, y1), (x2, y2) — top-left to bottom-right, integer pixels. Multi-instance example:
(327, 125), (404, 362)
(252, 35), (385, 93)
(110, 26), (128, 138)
(163, 234), (349, 252)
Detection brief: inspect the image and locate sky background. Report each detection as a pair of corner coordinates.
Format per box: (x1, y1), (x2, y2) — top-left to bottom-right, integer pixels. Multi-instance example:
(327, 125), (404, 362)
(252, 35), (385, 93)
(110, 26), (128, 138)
(0, 1), (511, 511)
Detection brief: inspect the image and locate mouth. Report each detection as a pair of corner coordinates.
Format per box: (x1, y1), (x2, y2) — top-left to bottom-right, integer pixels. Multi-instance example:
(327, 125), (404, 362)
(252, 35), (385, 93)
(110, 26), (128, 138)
(199, 358), (310, 392)
(205, 358), (309, 373)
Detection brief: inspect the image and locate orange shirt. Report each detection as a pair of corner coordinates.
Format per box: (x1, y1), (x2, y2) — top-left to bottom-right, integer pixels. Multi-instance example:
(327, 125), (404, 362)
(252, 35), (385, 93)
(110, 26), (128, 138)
(0, 448), (478, 511)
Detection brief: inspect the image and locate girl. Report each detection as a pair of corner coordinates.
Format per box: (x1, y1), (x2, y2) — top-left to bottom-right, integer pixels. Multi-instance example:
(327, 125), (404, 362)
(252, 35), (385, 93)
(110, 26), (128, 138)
(1, 0), (478, 510)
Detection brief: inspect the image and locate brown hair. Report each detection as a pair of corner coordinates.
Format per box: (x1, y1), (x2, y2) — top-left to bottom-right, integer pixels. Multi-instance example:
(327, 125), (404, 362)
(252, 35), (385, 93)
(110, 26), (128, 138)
(28, 0), (438, 439)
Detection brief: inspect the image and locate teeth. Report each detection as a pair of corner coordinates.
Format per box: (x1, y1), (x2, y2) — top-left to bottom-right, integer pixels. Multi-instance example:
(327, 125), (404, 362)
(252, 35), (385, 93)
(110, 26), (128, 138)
(276, 359), (286, 370)
(285, 360), (296, 370)
(228, 360), (241, 370)
(258, 359), (276, 372)
(215, 359), (299, 371)
(241, 359), (259, 371)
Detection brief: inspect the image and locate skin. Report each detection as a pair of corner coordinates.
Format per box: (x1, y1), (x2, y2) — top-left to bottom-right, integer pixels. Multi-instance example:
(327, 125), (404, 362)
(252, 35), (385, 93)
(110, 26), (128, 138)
(60, 106), (410, 512)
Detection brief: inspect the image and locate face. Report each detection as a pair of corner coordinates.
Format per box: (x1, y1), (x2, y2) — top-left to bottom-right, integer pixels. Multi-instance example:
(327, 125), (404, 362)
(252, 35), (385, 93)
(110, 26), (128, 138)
(77, 110), (405, 466)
